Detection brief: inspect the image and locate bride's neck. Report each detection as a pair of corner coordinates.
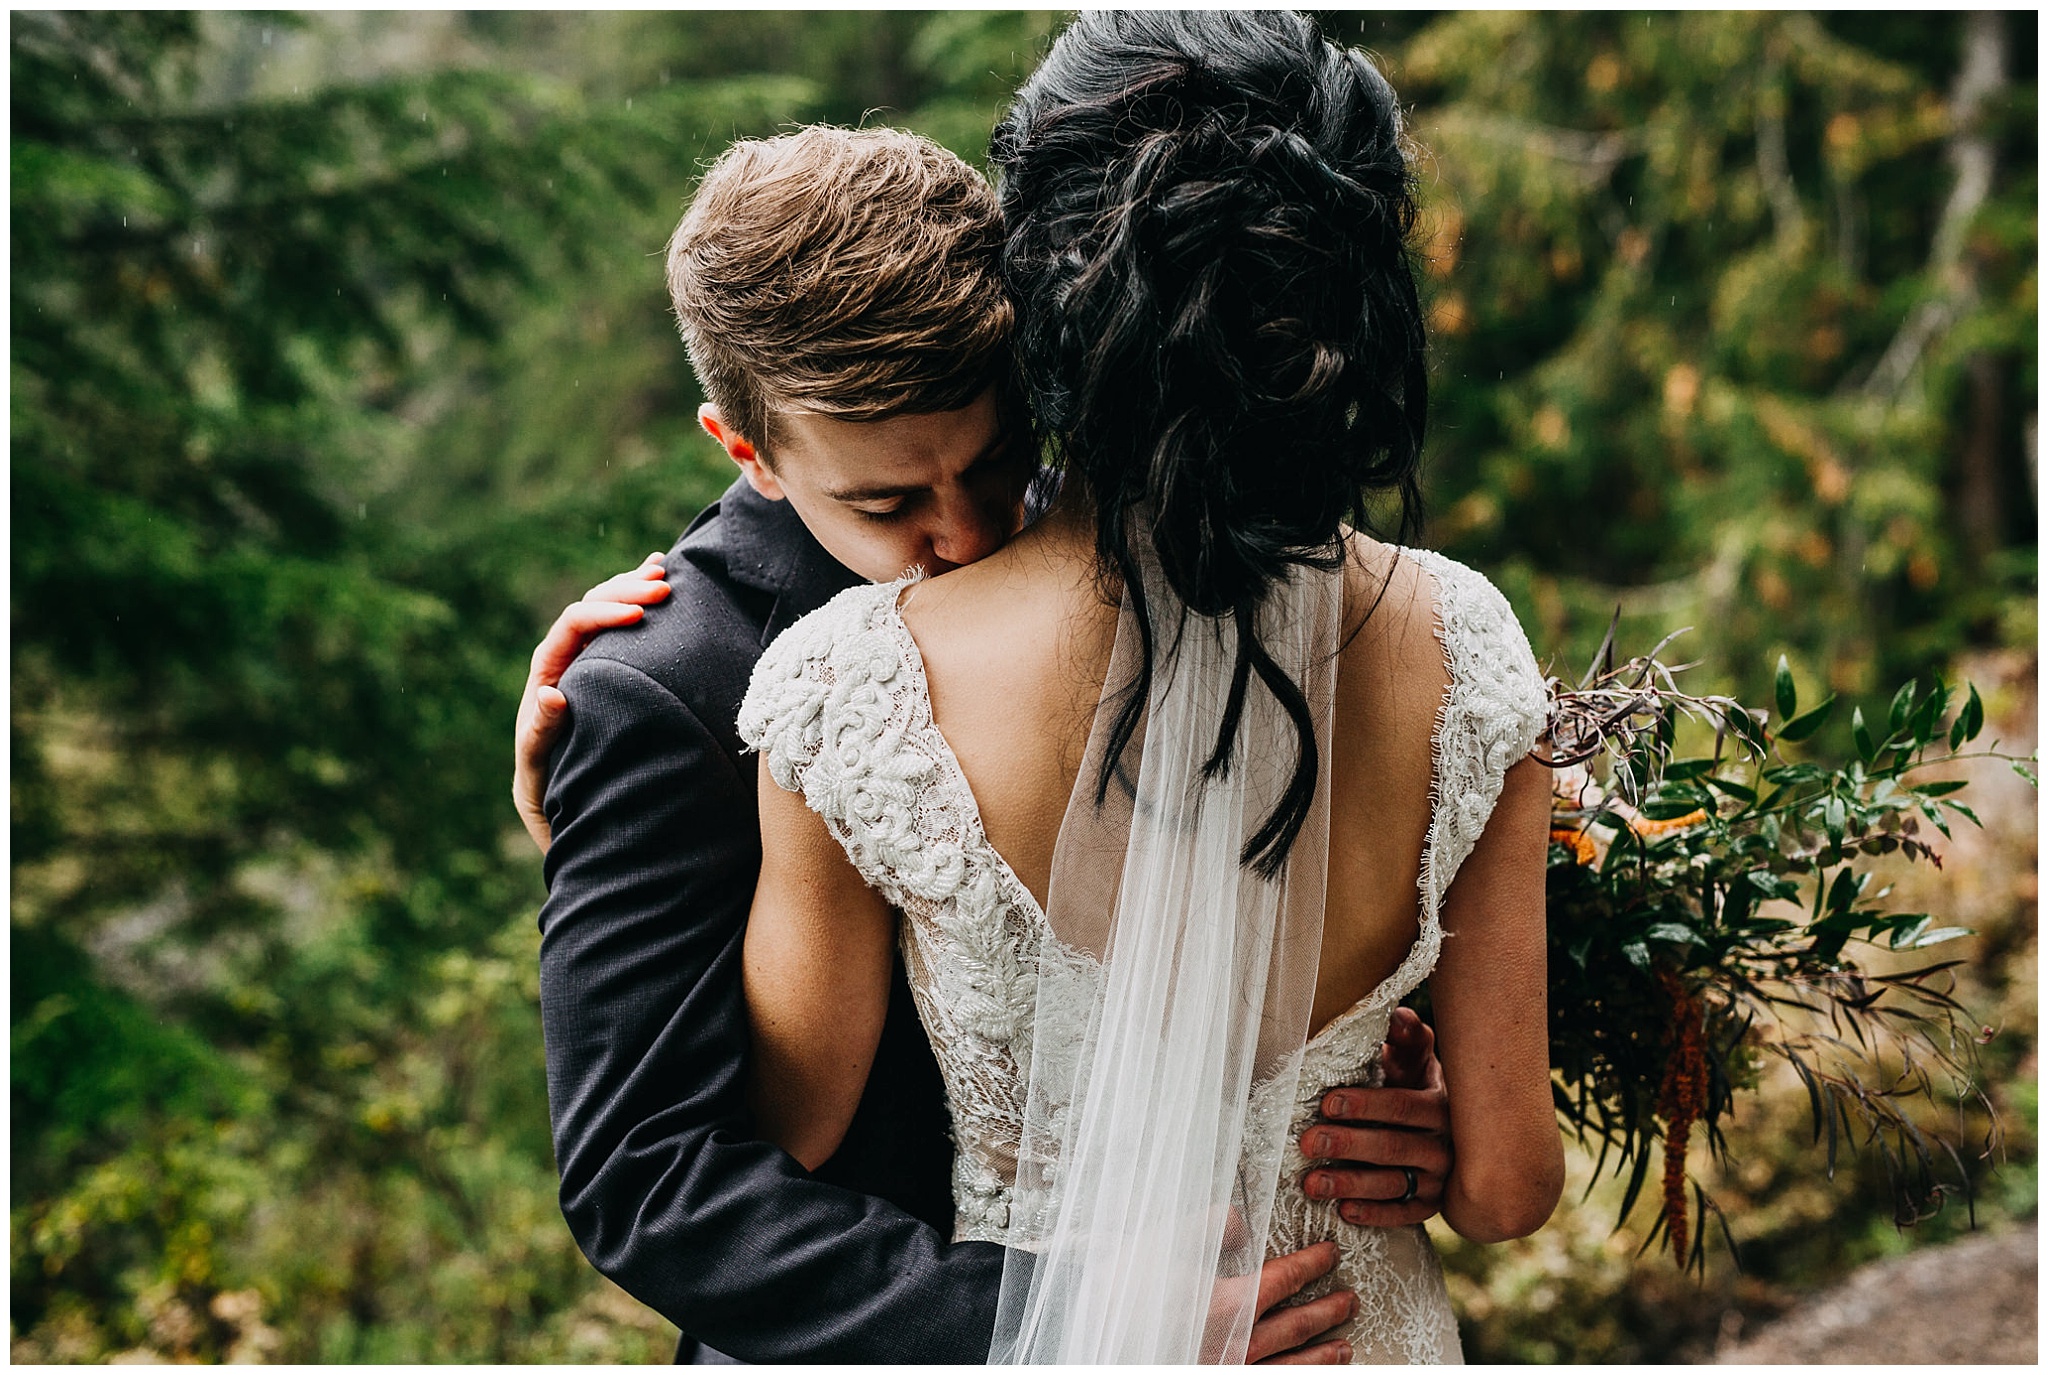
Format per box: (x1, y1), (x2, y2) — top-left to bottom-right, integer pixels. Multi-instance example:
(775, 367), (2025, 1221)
(1028, 468), (1099, 553)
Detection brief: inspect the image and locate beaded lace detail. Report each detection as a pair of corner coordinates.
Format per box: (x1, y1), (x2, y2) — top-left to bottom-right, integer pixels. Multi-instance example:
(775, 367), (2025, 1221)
(738, 549), (1549, 1364)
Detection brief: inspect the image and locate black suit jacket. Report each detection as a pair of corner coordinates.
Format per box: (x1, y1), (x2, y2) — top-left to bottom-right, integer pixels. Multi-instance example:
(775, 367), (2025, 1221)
(538, 478), (1004, 1362)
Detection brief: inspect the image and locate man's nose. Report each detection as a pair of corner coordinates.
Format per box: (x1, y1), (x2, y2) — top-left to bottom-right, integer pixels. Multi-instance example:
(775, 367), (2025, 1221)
(927, 495), (1006, 568)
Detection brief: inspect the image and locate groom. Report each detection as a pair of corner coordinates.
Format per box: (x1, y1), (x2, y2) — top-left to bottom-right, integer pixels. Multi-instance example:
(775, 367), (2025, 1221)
(517, 127), (1455, 1363)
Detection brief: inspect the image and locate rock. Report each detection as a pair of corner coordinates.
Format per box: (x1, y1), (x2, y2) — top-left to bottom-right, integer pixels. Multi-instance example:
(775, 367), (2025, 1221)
(1715, 1220), (2036, 1364)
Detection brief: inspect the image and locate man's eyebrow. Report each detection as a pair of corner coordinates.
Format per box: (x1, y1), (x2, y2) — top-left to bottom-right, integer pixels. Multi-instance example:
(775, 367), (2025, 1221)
(822, 429), (1013, 503)
(823, 479), (928, 502)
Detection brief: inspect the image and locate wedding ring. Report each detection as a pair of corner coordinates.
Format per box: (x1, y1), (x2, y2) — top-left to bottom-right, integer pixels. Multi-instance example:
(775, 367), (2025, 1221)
(1397, 1166), (1419, 1204)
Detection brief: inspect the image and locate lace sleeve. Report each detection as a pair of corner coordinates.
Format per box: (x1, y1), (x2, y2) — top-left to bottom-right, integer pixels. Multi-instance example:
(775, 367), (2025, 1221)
(1398, 548), (1551, 912)
(736, 595), (846, 797)
(736, 579), (952, 916)
(1453, 564), (1550, 768)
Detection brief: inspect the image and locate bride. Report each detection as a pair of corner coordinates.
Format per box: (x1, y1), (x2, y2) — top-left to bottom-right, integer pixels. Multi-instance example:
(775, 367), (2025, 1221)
(733, 11), (1561, 1365)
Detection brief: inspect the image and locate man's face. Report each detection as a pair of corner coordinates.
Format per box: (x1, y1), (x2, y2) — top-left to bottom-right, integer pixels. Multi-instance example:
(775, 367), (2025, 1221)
(705, 388), (1031, 583)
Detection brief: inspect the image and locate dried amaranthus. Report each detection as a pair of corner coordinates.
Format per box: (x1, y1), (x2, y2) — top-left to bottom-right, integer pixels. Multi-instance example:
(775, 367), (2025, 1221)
(1654, 969), (1709, 1261)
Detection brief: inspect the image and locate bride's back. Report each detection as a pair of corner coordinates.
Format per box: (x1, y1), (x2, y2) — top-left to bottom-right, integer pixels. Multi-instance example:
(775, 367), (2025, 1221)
(901, 512), (1448, 1037)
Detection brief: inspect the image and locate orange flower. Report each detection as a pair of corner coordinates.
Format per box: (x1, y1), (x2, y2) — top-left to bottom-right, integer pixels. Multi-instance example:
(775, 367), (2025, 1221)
(1630, 808), (1708, 837)
(1550, 826), (1599, 866)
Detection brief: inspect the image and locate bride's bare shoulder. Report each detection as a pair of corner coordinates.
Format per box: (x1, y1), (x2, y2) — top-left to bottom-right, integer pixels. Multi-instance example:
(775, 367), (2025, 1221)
(1339, 530), (1439, 657)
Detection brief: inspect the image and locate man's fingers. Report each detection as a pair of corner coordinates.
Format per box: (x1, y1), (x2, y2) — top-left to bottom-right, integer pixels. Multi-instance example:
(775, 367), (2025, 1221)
(1259, 1337), (1353, 1366)
(1318, 1086), (1447, 1131)
(1337, 1199), (1442, 1228)
(1303, 1164), (1443, 1205)
(1247, 1288), (1355, 1363)
(1254, 1240), (1338, 1313)
(1380, 1008), (1437, 1081)
(1384, 1005), (1432, 1048)
(1302, 1122), (1449, 1170)
(1378, 1008), (1446, 1095)
(537, 685), (567, 714)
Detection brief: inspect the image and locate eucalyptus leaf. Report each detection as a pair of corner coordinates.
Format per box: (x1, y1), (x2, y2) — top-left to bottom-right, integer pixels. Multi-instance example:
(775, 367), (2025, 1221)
(1763, 763), (1825, 785)
(1949, 684), (1984, 749)
(1887, 679), (1917, 737)
(1908, 683), (1945, 746)
(1777, 697), (1835, 743)
(1704, 775), (1756, 805)
(1775, 655), (1797, 719)
(1941, 799), (1982, 828)
(1642, 794), (1708, 821)
(1884, 914), (1932, 949)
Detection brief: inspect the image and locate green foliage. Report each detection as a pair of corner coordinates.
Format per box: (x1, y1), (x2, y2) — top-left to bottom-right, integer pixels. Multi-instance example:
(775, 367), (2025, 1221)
(1542, 642), (2031, 1266)
(10, 11), (743, 1359)
(1352, 10), (2037, 710)
(9, 10), (2033, 1362)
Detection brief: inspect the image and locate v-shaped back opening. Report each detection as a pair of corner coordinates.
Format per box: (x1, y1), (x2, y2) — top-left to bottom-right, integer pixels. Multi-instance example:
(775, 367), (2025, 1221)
(881, 546), (1458, 1053)
(884, 576), (1060, 928)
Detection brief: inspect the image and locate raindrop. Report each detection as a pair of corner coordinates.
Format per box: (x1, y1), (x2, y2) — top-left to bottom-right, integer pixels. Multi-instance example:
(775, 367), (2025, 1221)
(358, 502), (366, 519)
(626, 97), (633, 109)
(263, 27), (272, 46)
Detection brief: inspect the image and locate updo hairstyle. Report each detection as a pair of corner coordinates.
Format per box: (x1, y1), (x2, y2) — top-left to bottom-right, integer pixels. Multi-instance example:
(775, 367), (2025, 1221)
(992, 10), (1428, 873)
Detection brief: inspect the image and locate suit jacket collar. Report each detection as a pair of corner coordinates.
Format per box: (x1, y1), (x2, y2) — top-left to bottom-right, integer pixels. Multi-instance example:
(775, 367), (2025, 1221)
(715, 477), (862, 642)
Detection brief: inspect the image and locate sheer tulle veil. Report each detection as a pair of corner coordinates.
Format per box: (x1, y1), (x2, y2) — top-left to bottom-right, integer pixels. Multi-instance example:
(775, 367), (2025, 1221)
(989, 547), (1343, 1363)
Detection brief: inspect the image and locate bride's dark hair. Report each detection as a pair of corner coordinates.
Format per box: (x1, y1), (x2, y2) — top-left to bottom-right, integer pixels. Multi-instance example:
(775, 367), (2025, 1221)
(992, 10), (1428, 874)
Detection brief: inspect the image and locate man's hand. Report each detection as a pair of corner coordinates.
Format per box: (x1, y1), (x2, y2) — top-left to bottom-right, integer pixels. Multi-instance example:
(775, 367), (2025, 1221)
(513, 554), (672, 854)
(1248, 1241), (1354, 1364)
(1299, 1007), (1453, 1228)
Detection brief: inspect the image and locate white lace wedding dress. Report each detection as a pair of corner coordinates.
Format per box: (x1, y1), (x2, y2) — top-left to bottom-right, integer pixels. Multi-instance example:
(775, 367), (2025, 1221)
(739, 547), (1549, 1365)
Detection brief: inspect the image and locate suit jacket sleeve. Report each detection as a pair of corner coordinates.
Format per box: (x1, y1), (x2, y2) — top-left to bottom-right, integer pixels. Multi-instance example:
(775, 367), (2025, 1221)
(537, 654), (1003, 1362)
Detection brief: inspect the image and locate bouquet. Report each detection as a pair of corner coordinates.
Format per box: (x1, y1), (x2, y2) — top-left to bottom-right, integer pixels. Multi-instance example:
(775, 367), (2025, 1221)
(1533, 621), (2033, 1266)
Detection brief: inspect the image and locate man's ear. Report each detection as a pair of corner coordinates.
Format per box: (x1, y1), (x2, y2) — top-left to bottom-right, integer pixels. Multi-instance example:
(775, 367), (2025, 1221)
(699, 403), (783, 501)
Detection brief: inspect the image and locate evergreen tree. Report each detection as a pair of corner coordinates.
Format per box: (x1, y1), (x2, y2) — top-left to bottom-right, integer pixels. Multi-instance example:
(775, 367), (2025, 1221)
(1344, 10), (2036, 703)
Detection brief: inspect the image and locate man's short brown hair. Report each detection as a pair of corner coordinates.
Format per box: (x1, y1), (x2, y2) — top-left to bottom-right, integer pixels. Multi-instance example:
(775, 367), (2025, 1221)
(666, 126), (1014, 455)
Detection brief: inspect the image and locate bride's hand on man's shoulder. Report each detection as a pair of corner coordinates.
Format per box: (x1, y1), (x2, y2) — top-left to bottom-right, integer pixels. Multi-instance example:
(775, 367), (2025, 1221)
(512, 553), (673, 854)
(1298, 1007), (1452, 1229)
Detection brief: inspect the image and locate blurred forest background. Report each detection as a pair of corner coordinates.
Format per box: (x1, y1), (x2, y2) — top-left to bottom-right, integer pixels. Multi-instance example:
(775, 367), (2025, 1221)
(11, 10), (2036, 1362)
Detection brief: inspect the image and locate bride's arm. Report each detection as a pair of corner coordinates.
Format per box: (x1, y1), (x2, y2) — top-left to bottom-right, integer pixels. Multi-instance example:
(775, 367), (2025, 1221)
(1426, 751), (1566, 1243)
(743, 756), (897, 1171)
